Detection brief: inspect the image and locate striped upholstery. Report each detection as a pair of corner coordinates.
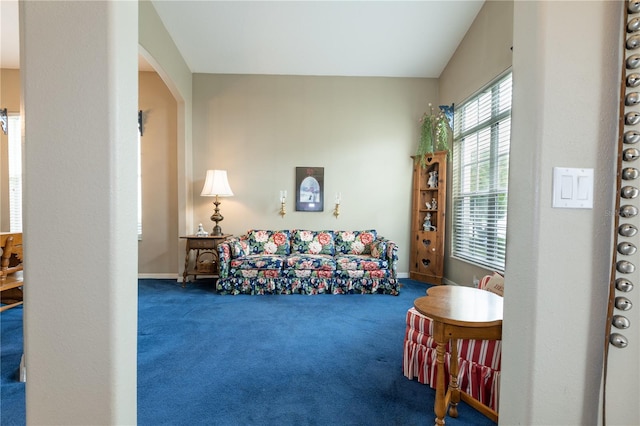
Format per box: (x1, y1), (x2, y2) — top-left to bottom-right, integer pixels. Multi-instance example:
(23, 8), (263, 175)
(402, 286), (502, 412)
(478, 274), (493, 290)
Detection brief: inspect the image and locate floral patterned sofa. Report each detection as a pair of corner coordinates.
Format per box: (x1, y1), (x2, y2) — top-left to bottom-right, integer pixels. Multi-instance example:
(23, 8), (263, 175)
(216, 229), (399, 295)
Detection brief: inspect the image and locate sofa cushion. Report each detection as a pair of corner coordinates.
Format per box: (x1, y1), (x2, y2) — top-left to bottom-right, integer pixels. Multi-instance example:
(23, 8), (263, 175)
(334, 230), (377, 255)
(290, 230), (335, 255)
(335, 254), (388, 271)
(246, 230), (291, 255)
(285, 254), (336, 271)
(230, 254), (285, 270)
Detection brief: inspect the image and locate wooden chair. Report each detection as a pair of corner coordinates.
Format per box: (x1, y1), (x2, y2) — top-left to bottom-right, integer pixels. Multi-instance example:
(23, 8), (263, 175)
(1, 233), (24, 312)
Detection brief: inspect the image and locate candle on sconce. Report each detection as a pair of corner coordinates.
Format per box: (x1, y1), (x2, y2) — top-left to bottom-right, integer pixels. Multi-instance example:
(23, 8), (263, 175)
(279, 190), (287, 218)
(333, 192), (341, 218)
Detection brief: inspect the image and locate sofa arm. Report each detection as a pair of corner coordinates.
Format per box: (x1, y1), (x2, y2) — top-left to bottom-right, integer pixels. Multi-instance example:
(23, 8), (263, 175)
(378, 237), (398, 278)
(217, 239), (237, 279)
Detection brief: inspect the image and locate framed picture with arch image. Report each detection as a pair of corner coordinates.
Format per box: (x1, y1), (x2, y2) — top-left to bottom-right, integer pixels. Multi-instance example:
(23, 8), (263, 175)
(295, 167), (324, 212)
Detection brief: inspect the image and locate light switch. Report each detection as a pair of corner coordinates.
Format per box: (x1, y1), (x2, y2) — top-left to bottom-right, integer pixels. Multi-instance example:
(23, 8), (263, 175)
(553, 167), (594, 209)
(577, 175), (590, 200)
(561, 175), (573, 199)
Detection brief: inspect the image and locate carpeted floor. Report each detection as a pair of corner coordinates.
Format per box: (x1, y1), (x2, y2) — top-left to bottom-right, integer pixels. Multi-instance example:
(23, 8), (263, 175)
(1, 278), (496, 426)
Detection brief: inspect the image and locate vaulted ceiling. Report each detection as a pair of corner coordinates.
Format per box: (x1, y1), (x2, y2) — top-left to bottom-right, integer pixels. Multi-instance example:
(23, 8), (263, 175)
(1, 1), (484, 78)
(150, 0), (484, 78)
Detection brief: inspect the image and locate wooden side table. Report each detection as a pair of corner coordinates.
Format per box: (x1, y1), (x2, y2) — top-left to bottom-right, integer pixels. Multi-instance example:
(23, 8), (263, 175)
(413, 286), (503, 425)
(180, 234), (231, 287)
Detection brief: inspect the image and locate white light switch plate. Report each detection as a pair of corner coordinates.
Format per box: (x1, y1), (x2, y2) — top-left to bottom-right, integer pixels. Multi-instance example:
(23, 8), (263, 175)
(552, 167), (594, 209)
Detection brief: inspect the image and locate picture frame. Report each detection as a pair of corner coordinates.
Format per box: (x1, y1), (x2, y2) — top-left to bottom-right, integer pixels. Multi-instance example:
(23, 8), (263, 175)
(295, 167), (324, 212)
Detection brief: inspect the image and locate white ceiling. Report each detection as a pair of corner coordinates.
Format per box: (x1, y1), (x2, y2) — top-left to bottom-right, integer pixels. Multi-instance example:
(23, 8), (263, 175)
(151, 0), (484, 78)
(0, 0), (19, 69)
(1, 0), (485, 78)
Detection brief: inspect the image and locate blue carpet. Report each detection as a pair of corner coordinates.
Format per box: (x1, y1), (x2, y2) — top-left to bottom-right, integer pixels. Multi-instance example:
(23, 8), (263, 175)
(1, 279), (496, 426)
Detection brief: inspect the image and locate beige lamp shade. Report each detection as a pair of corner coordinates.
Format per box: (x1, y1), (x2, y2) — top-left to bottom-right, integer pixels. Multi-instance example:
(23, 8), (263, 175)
(201, 170), (234, 197)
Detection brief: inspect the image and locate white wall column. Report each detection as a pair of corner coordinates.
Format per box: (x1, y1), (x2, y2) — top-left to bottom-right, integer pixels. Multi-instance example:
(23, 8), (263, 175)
(20, 1), (138, 424)
(502, 1), (620, 424)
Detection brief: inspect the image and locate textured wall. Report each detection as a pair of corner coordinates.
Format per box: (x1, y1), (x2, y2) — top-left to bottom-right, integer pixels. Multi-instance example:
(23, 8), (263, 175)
(138, 71), (178, 275)
(438, 0), (514, 286)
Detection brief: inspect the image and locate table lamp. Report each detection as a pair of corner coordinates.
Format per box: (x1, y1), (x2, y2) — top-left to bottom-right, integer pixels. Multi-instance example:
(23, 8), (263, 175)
(200, 169), (234, 236)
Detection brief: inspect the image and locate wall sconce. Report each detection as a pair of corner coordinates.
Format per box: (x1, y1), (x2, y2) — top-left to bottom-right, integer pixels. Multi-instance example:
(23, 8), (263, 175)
(200, 170), (234, 235)
(333, 192), (341, 218)
(1, 108), (7, 135)
(279, 190), (287, 217)
(138, 110), (144, 136)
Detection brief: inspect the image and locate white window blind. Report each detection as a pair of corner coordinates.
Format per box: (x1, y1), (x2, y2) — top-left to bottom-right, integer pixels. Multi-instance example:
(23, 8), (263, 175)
(7, 115), (22, 233)
(452, 72), (512, 271)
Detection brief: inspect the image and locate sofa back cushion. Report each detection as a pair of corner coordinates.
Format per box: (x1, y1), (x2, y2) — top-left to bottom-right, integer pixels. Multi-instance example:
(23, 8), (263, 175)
(246, 230), (291, 255)
(291, 230), (335, 255)
(334, 230), (377, 255)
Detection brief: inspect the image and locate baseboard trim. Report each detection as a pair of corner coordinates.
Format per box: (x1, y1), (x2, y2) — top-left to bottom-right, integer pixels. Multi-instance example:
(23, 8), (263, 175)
(442, 277), (460, 286)
(138, 273), (180, 280)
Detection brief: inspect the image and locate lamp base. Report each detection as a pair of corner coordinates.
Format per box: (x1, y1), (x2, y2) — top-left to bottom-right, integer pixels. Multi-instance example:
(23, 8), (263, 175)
(210, 197), (224, 236)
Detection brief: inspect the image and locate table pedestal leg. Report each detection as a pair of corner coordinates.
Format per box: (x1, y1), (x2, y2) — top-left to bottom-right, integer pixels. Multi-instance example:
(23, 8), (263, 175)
(448, 338), (460, 418)
(182, 247), (190, 287)
(434, 341), (447, 426)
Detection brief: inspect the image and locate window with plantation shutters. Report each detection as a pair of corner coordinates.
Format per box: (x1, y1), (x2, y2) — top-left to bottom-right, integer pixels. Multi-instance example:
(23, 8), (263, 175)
(452, 72), (512, 271)
(7, 115), (22, 233)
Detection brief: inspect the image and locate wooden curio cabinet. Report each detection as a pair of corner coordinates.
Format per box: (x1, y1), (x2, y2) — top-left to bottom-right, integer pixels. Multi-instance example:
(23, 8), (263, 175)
(410, 151), (447, 285)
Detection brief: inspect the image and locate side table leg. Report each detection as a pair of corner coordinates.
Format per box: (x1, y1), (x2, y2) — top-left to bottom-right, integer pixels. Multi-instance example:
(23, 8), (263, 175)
(434, 340), (447, 426)
(182, 246), (190, 288)
(448, 338), (460, 418)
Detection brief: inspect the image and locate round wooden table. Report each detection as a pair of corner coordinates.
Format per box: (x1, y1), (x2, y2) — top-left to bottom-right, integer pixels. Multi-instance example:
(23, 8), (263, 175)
(413, 285), (503, 425)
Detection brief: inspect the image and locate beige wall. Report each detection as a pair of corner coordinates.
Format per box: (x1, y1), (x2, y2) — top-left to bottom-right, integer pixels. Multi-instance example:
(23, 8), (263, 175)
(0, 68), (20, 231)
(139, 0), (194, 277)
(192, 74), (438, 275)
(138, 71), (178, 275)
(439, 0), (514, 286)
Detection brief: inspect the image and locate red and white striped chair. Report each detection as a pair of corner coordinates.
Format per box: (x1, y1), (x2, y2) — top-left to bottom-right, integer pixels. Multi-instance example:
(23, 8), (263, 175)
(402, 275), (502, 413)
